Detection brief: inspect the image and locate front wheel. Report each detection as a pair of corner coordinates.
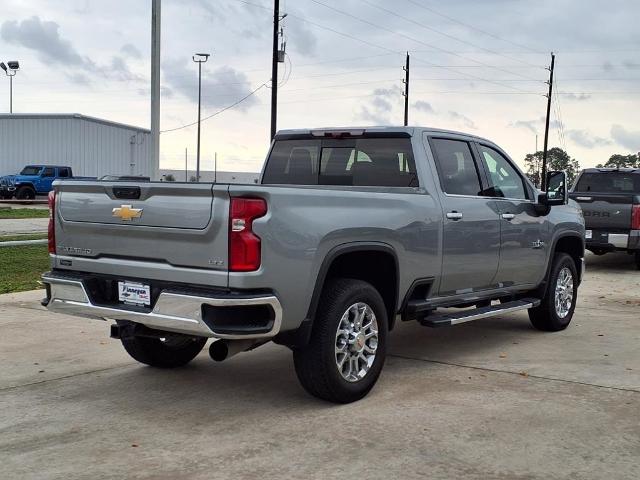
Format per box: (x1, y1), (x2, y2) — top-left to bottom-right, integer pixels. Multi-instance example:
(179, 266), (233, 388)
(529, 253), (578, 331)
(293, 278), (388, 403)
(16, 186), (36, 200)
(119, 324), (207, 368)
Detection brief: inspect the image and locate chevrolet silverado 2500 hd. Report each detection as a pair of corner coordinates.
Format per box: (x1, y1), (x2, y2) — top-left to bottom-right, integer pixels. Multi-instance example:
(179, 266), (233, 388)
(42, 127), (585, 403)
(570, 168), (640, 269)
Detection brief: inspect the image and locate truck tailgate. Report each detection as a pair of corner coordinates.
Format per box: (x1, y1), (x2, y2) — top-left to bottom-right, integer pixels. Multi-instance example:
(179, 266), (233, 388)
(54, 181), (230, 273)
(571, 193), (634, 230)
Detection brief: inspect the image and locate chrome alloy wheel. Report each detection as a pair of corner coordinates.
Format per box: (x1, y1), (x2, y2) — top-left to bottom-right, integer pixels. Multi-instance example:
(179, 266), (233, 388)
(554, 267), (574, 319)
(334, 302), (379, 382)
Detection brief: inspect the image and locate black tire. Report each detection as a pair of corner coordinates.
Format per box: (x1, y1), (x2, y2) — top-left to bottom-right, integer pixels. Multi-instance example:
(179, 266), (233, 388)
(588, 248), (607, 256)
(120, 326), (207, 368)
(635, 252), (640, 270)
(529, 253), (578, 332)
(293, 278), (388, 403)
(16, 186), (36, 200)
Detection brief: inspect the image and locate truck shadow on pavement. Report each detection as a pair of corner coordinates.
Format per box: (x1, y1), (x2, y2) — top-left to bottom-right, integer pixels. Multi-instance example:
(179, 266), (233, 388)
(584, 251), (637, 272)
(70, 313), (540, 414)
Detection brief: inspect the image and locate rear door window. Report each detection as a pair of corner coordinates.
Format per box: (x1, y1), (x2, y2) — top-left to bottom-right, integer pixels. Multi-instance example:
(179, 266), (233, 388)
(262, 137), (418, 187)
(430, 138), (483, 196)
(42, 167), (55, 177)
(575, 173), (640, 193)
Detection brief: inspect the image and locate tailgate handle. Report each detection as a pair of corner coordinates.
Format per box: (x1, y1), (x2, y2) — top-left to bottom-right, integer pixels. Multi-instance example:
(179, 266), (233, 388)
(113, 186), (141, 200)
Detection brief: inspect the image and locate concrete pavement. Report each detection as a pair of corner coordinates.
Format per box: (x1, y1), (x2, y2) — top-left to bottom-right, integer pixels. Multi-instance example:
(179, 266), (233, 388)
(0, 217), (49, 235)
(1, 252), (638, 479)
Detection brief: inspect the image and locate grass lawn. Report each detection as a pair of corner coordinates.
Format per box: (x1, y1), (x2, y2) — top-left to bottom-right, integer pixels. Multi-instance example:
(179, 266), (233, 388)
(0, 208), (49, 219)
(0, 245), (50, 294)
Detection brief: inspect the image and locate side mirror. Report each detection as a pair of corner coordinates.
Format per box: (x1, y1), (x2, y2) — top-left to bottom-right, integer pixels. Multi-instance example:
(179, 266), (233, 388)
(540, 170), (568, 206)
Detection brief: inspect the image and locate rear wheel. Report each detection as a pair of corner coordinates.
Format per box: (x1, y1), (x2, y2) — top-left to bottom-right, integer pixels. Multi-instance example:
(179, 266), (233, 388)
(529, 253), (578, 331)
(119, 324), (207, 368)
(293, 278), (388, 403)
(16, 186), (36, 200)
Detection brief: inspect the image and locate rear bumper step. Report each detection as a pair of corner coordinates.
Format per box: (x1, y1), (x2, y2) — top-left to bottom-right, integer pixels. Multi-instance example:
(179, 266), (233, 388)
(41, 273), (282, 340)
(419, 298), (540, 328)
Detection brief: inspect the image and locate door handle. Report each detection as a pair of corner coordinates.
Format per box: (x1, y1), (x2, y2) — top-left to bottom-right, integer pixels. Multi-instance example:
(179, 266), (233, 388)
(446, 211), (463, 220)
(501, 213), (516, 220)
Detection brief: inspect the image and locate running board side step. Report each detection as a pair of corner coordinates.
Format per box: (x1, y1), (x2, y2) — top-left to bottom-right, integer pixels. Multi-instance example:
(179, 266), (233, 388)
(418, 298), (540, 328)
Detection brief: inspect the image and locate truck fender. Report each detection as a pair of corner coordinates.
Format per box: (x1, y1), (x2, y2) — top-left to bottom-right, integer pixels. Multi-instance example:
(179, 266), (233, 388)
(275, 242), (400, 349)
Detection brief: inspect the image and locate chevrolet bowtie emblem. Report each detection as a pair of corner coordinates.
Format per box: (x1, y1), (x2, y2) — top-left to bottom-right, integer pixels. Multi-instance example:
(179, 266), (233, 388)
(112, 205), (143, 221)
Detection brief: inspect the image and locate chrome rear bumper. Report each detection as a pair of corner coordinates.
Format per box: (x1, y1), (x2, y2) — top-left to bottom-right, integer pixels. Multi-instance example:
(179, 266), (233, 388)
(42, 274), (282, 340)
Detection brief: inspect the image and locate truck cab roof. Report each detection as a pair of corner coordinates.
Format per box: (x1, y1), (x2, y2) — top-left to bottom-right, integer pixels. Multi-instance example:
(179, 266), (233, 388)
(274, 126), (495, 144)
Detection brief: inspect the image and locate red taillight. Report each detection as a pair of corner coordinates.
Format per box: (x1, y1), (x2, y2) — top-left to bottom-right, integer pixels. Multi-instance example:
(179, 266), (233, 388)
(632, 204), (640, 230)
(229, 197), (267, 272)
(47, 190), (56, 254)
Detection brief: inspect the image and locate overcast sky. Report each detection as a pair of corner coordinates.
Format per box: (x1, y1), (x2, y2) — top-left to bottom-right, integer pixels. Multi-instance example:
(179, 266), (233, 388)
(0, 0), (639, 172)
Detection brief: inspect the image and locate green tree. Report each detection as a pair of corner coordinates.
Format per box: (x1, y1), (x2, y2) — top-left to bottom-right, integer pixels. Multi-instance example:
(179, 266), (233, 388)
(595, 153), (640, 168)
(524, 147), (581, 187)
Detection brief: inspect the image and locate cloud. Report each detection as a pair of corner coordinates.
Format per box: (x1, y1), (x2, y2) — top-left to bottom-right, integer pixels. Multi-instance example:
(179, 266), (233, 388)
(1, 16), (92, 68)
(566, 129), (612, 148)
(562, 93), (591, 101)
(510, 119), (538, 134)
(106, 56), (144, 82)
(448, 111), (476, 129)
(623, 60), (640, 69)
(602, 61), (614, 72)
(121, 43), (142, 59)
(412, 100), (434, 113)
(357, 87), (402, 125)
(286, 20), (318, 56)
(163, 63), (259, 111)
(611, 124), (640, 151)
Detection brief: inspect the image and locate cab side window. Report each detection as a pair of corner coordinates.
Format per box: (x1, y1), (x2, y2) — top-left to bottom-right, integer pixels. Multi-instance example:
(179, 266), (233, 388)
(42, 167), (55, 178)
(58, 168), (71, 178)
(430, 138), (483, 196)
(478, 145), (528, 200)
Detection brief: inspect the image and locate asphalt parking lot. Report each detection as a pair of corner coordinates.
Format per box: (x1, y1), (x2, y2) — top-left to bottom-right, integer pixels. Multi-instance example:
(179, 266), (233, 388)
(1, 253), (638, 480)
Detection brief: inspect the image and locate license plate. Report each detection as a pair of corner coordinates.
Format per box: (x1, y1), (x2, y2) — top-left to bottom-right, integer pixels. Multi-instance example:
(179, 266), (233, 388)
(118, 281), (151, 306)
(585, 230), (592, 239)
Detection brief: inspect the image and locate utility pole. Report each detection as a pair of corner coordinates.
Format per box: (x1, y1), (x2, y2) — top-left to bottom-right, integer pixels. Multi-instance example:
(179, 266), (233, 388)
(185, 148), (188, 182)
(270, 0), (280, 141)
(193, 53), (210, 182)
(541, 52), (555, 190)
(214, 152), (218, 183)
(150, 0), (161, 181)
(403, 52), (410, 126)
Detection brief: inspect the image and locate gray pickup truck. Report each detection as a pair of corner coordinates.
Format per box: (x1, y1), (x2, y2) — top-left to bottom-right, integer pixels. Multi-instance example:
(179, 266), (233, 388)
(42, 127), (585, 403)
(570, 168), (640, 269)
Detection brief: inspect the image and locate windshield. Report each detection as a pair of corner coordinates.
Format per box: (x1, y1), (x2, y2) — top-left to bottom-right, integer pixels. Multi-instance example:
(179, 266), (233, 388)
(20, 166), (42, 176)
(574, 172), (640, 193)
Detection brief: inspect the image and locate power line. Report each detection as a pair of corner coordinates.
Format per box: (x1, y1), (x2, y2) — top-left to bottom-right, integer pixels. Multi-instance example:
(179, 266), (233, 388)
(360, 0), (542, 69)
(160, 82), (268, 133)
(307, 0), (541, 87)
(402, 0), (543, 55)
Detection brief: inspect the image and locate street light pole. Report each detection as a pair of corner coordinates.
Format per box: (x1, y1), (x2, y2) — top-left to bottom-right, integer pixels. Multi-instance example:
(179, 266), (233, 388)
(192, 53), (210, 182)
(1, 61), (19, 114)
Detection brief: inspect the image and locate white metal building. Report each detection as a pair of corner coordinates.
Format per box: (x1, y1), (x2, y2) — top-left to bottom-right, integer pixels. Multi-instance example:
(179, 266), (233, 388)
(0, 113), (152, 178)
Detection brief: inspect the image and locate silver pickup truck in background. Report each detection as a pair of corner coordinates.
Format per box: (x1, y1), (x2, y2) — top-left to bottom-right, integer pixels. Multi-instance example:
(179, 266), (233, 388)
(570, 168), (640, 269)
(42, 127), (585, 403)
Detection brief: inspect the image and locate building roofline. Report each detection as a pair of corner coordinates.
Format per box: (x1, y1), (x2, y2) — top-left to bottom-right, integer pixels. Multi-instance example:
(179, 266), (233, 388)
(0, 113), (150, 133)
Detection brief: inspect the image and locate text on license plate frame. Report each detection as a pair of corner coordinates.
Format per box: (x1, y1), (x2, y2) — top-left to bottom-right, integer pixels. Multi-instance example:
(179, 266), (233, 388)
(585, 230), (592, 239)
(118, 281), (151, 306)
